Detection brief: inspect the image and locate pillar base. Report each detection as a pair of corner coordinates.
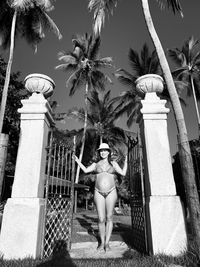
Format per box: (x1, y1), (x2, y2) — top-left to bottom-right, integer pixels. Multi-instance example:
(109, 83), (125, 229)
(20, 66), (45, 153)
(0, 198), (45, 259)
(146, 195), (187, 256)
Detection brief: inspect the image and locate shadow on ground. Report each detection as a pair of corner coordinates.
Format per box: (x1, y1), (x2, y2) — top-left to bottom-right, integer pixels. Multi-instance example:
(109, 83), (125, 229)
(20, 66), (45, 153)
(37, 240), (77, 267)
(74, 214), (100, 244)
(73, 212), (135, 248)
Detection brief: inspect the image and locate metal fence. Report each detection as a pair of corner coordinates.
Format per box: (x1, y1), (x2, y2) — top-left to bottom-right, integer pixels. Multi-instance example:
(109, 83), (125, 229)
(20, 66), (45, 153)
(190, 138), (200, 197)
(127, 135), (147, 254)
(42, 133), (76, 259)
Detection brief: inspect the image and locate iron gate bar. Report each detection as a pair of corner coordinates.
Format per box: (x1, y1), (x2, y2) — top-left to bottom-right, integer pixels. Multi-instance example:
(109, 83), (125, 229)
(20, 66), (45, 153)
(128, 133), (147, 253)
(138, 132), (148, 252)
(41, 131), (54, 258)
(42, 133), (76, 259)
(69, 136), (76, 250)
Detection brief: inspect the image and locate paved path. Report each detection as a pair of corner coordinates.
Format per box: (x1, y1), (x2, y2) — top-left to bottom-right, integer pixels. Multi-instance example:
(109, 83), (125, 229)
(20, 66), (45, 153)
(70, 241), (130, 259)
(70, 211), (133, 259)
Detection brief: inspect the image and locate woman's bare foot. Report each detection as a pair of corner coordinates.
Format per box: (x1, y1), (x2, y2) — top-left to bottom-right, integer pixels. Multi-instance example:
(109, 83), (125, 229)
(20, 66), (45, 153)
(104, 243), (111, 252)
(97, 243), (104, 251)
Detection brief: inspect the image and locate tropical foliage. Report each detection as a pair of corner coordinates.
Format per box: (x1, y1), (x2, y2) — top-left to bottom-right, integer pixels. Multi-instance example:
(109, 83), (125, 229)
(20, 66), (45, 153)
(168, 36), (200, 134)
(67, 90), (126, 155)
(114, 44), (187, 127)
(56, 33), (113, 182)
(0, 0), (62, 133)
(0, 56), (28, 200)
(113, 44), (161, 127)
(88, 0), (182, 36)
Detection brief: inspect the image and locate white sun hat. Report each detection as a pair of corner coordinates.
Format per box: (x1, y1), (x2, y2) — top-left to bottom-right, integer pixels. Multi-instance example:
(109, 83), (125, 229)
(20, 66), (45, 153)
(97, 143), (111, 151)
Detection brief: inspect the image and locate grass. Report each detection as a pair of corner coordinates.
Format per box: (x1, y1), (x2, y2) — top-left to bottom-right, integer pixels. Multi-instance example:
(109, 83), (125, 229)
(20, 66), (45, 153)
(0, 250), (199, 267)
(0, 211), (199, 266)
(0, 241), (200, 267)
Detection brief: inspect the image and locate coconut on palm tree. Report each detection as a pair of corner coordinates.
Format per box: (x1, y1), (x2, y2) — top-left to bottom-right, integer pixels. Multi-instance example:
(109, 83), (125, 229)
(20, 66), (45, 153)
(168, 36), (200, 136)
(55, 33), (113, 182)
(88, 0), (200, 251)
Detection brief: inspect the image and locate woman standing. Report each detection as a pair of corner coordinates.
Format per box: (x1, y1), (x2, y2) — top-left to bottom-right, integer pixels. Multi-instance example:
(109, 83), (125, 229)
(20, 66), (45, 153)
(73, 143), (128, 252)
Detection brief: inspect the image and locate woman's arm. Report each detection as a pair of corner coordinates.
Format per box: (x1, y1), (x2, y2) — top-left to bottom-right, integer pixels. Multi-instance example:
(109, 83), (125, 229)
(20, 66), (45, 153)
(112, 155), (128, 176)
(73, 155), (96, 173)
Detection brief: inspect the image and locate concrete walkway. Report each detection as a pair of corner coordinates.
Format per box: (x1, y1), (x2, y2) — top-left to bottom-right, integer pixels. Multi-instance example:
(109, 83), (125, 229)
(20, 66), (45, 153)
(70, 241), (130, 259)
(70, 210), (133, 259)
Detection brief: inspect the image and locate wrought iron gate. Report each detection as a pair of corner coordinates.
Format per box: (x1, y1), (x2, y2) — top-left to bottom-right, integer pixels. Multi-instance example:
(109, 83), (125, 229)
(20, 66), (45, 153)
(127, 134), (147, 253)
(42, 133), (76, 258)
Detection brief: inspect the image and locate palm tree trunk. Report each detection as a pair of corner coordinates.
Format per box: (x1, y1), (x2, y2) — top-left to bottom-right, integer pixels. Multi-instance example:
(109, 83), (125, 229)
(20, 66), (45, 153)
(0, 10), (17, 133)
(0, 10), (17, 201)
(141, 0), (200, 250)
(75, 82), (89, 183)
(190, 74), (200, 136)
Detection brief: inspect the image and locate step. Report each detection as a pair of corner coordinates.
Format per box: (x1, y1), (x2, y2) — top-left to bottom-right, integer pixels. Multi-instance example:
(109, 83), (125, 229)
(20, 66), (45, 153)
(69, 241), (129, 259)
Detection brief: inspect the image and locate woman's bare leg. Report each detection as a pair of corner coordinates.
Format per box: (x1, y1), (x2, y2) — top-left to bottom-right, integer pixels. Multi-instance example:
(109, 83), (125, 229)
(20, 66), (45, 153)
(105, 189), (118, 248)
(94, 190), (106, 248)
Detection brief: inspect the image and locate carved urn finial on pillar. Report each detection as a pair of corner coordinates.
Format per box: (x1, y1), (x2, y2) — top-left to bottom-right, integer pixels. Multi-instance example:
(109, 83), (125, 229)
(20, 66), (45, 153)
(135, 74), (164, 95)
(24, 73), (55, 98)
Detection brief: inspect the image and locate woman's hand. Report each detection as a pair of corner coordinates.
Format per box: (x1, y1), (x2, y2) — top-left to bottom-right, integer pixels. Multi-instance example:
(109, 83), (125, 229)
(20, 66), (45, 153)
(72, 154), (78, 162)
(125, 155), (128, 162)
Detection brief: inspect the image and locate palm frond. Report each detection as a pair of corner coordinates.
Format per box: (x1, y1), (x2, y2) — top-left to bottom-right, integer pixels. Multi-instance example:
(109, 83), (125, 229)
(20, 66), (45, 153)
(148, 50), (162, 74)
(94, 57), (113, 68)
(88, 35), (101, 60)
(66, 69), (85, 96)
(128, 48), (141, 76)
(168, 48), (186, 67)
(67, 107), (85, 123)
(171, 67), (188, 79)
(40, 11), (62, 40)
(156, 0), (183, 16)
(88, 0), (118, 35)
(91, 70), (112, 91)
(115, 73), (134, 88)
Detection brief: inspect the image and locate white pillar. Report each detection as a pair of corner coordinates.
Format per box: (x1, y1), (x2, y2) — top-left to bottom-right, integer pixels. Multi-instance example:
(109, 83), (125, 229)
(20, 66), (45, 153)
(0, 93), (54, 259)
(139, 92), (187, 256)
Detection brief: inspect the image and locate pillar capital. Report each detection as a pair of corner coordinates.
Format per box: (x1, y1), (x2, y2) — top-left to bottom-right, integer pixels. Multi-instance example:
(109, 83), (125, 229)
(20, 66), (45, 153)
(140, 92), (169, 120)
(18, 93), (55, 127)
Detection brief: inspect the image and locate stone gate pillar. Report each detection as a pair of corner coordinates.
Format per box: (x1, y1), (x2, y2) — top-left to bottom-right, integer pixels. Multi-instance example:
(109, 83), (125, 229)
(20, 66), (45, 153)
(139, 91), (187, 256)
(0, 74), (55, 259)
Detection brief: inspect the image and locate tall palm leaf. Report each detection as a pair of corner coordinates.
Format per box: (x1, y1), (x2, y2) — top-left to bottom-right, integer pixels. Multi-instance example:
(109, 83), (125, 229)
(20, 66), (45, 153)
(114, 44), (186, 127)
(67, 90), (125, 150)
(87, 90), (125, 145)
(168, 36), (200, 134)
(88, 0), (200, 250)
(0, 0), (62, 133)
(56, 33), (113, 182)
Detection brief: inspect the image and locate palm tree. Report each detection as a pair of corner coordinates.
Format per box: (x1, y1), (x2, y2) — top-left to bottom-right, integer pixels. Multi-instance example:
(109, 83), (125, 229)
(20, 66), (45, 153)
(168, 36), (200, 135)
(114, 44), (187, 127)
(88, 90), (125, 144)
(67, 90), (126, 160)
(55, 33), (113, 182)
(113, 44), (161, 127)
(88, 0), (200, 250)
(0, 0), (62, 134)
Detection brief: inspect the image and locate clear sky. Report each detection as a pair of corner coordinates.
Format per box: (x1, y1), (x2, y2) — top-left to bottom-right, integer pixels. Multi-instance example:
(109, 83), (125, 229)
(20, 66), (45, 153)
(1, 0), (200, 156)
